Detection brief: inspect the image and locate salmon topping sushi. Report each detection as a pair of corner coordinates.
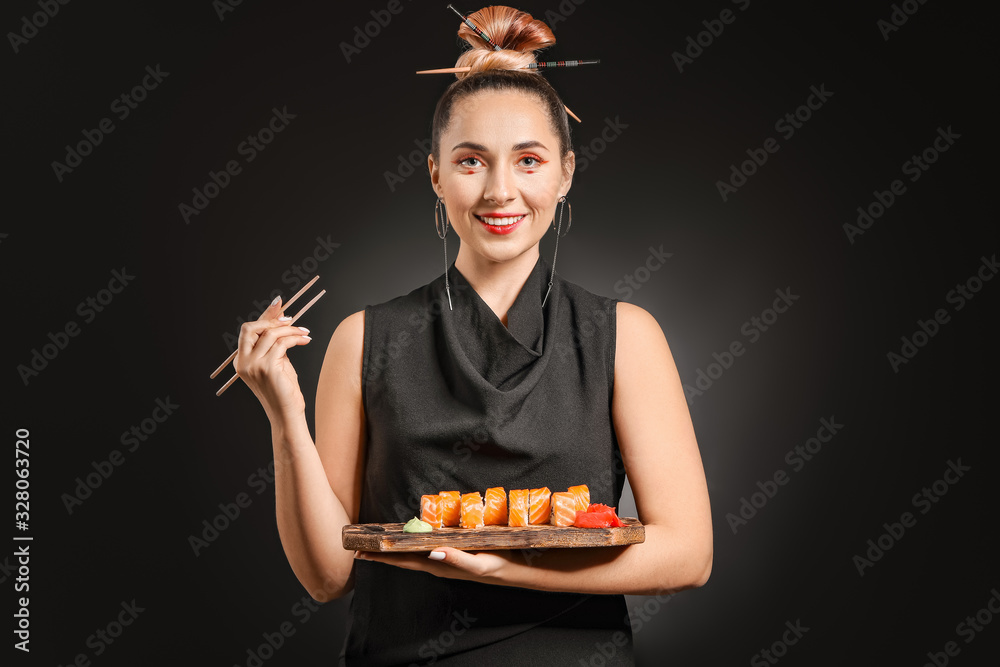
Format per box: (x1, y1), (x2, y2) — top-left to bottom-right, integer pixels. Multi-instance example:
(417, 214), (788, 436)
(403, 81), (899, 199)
(460, 492), (484, 529)
(550, 492), (577, 526)
(438, 490), (461, 527)
(483, 487), (508, 525)
(420, 494), (442, 528)
(567, 484), (590, 512)
(508, 489), (529, 527)
(529, 487), (551, 525)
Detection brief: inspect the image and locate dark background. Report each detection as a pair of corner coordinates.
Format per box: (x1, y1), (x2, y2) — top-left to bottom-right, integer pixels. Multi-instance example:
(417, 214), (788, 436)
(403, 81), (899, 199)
(4, 0), (996, 665)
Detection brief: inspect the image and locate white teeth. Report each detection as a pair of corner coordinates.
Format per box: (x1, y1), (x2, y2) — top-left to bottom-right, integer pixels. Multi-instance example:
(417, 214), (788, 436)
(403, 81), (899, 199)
(477, 215), (524, 226)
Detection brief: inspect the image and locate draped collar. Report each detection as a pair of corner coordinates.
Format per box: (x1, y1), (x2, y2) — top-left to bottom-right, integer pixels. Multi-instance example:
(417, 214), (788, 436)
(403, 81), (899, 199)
(442, 255), (553, 392)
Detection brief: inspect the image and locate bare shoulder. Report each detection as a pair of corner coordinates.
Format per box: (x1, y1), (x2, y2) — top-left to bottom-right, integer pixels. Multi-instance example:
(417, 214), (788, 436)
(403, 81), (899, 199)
(331, 309), (365, 344)
(320, 310), (366, 388)
(615, 301), (670, 353)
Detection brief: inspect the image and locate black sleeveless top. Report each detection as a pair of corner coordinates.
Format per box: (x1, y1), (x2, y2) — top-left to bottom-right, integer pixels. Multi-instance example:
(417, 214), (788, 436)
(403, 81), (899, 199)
(342, 256), (634, 666)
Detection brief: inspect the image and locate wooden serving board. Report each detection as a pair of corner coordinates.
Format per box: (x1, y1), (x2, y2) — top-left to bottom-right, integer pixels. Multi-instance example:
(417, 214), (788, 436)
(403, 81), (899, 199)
(343, 518), (644, 552)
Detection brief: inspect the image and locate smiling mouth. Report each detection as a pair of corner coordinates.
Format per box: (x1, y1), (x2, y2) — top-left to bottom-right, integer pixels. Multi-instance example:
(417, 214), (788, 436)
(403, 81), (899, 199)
(475, 214), (526, 226)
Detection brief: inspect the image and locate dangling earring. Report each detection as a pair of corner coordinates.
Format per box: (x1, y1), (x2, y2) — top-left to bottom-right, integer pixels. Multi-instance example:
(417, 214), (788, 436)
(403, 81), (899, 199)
(435, 197), (453, 311)
(542, 195), (571, 307)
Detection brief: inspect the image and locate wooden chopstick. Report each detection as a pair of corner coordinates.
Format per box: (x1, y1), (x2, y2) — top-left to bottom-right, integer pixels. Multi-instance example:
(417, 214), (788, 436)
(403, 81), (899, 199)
(215, 288), (326, 396)
(215, 288), (326, 397)
(210, 275), (321, 380)
(213, 277), (326, 397)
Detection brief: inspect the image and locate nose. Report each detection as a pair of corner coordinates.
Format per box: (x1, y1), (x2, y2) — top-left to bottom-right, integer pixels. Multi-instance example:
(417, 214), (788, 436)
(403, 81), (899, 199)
(483, 163), (514, 206)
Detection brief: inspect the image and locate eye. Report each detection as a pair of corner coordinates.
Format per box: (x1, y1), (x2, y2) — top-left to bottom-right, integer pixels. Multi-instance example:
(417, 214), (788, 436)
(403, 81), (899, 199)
(518, 154), (547, 168)
(454, 155), (483, 168)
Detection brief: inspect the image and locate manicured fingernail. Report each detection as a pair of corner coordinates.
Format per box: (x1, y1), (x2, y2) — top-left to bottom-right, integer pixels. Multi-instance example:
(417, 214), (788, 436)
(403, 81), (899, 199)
(298, 327), (310, 334)
(270, 296), (280, 307)
(301, 335), (312, 341)
(278, 315), (292, 321)
(428, 551), (446, 561)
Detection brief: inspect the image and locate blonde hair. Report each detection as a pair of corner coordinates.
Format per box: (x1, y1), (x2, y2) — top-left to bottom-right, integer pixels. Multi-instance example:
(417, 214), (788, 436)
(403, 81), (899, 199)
(453, 5), (555, 77)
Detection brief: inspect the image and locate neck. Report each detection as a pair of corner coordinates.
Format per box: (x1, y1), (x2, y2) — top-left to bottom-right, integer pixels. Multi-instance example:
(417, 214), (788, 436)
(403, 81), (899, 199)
(454, 247), (540, 327)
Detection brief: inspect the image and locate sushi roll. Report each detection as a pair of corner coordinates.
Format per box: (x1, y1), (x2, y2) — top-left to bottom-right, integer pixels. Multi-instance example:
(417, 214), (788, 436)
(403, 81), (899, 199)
(567, 484), (590, 512)
(529, 487), (551, 525)
(438, 490), (461, 527)
(420, 494), (442, 528)
(460, 492), (485, 529)
(508, 489), (529, 527)
(550, 492), (577, 527)
(483, 487), (508, 525)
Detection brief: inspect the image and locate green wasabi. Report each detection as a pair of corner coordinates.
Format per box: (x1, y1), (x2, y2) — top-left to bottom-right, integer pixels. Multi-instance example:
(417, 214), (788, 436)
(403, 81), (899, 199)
(403, 517), (433, 533)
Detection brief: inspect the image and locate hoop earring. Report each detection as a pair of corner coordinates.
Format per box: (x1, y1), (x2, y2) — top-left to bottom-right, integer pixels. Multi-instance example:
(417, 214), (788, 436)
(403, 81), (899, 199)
(552, 195), (572, 237)
(435, 197), (453, 311)
(542, 195), (571, 307)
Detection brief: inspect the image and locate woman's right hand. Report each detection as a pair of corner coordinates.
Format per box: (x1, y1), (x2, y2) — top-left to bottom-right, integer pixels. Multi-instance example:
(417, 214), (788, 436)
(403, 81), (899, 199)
(233, 295), (313, 425)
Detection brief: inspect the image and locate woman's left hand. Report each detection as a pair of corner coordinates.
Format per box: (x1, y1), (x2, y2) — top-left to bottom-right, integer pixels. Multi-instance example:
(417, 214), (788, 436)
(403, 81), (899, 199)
(354, 548), (517, 584)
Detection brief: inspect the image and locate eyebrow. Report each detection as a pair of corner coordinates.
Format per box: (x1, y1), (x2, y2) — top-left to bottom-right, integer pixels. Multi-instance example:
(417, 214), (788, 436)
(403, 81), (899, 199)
(451, 140), (549, 152)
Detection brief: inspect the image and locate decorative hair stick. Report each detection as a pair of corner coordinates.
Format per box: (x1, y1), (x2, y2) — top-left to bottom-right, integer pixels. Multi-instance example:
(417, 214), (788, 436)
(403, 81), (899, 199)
(529, 59), (600, 69)
(416, 60), (600, 74)
(437, 6), (589, 122)
(447, 4), (502, 50)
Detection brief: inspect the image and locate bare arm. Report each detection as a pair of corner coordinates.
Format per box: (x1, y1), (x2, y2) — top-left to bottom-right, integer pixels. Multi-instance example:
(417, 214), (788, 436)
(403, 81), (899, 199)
(358, 301), (713, 595)
(236, 299), (366, 602)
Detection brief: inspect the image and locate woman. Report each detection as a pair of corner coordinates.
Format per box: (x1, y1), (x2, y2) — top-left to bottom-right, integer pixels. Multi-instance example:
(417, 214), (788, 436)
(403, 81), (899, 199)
(235, 6), (712, 665)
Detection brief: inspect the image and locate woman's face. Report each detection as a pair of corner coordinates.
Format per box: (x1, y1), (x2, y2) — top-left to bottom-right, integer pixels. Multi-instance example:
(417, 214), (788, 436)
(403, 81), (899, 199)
(430, 89), (574, 266)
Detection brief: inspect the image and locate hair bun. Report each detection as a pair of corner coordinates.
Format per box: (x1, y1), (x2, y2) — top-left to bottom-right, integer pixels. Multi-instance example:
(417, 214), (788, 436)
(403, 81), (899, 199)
(454, 6), (555, 78)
